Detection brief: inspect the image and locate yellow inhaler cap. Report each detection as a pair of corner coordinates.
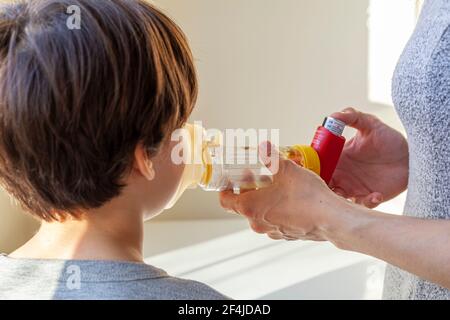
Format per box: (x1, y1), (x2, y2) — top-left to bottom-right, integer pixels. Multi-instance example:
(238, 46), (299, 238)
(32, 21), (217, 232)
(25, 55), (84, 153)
(287, 145), (321, 176)
(165, 123), (208, 209)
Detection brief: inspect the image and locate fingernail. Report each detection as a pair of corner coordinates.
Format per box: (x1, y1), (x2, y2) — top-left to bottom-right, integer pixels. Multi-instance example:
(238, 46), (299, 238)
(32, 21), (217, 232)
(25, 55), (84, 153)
(342, 107), (354, 113)
(226, 209), (240, 215)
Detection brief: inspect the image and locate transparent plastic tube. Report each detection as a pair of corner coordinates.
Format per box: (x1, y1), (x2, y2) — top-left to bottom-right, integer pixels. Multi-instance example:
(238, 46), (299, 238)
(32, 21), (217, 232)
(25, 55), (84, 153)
(198, 143), (321, 193)
(196, 117), (345, 192)
(199, 145), (274, 192)
(165, 118), (346, 208)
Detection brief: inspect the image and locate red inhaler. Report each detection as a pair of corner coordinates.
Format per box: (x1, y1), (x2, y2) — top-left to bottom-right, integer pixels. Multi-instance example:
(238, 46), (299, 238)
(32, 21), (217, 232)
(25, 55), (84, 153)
(311, 117), (346, 185)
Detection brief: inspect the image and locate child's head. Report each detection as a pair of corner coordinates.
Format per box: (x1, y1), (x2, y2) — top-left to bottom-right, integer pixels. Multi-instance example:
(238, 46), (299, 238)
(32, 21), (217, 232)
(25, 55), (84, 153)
(0, 0), (197, 221)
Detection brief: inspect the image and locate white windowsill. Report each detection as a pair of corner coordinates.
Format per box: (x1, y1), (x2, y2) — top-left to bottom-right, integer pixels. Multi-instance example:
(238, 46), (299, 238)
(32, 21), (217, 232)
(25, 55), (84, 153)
(143, 218), (387, 300)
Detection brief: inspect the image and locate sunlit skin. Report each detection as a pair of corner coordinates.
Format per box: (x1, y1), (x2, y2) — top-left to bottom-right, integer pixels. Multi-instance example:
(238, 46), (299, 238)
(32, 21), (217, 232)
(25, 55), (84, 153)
(220, 108), (450, 290)
(10, 140), (185, 263)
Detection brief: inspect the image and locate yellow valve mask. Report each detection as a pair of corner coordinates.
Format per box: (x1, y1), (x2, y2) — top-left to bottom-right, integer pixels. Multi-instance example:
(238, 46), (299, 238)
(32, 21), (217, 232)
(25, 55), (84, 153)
(164, 123), (213, 209)
(164, 123), (321, 209)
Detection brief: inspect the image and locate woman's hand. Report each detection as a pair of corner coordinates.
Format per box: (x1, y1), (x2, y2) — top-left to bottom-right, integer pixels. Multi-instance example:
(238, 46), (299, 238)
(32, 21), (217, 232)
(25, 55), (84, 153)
(329, 108), (409, 208)
(220, 145), (347, 241)
(219, 143), (450, 290)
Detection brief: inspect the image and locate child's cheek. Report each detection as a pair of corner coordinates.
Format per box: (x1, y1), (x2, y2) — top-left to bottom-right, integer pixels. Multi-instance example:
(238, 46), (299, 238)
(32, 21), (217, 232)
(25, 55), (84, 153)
(149, 141), (186, 212)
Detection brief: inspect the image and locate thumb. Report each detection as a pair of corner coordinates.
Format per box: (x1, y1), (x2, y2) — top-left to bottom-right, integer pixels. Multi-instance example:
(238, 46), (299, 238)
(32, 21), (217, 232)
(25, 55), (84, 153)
(219, 190), (241, 214)
(259, 141), (281, 175)
(219, 186), (275, 218)
(330, 107), (378, 133)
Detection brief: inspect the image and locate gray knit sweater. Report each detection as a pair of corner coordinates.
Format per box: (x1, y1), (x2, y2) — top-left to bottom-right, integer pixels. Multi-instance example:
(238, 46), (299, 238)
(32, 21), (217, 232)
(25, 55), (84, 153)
(383, 0), (450, 300)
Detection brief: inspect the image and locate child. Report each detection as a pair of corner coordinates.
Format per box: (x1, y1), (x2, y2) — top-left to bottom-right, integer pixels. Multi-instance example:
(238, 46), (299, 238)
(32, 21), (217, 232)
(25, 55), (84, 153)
(0, 0), (227, 300)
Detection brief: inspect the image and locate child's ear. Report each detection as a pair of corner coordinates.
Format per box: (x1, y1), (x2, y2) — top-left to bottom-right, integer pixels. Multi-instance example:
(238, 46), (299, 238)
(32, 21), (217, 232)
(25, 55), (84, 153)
(134, 143), (155, 181)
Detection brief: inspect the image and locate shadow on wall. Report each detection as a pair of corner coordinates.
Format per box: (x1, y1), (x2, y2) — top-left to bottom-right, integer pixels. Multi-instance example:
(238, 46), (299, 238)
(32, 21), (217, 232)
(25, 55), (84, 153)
(260, 261), (385, 300)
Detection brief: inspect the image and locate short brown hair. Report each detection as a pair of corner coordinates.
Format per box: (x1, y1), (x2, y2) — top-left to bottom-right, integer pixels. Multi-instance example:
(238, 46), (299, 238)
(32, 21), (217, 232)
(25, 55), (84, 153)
(0, 0), (198, 221)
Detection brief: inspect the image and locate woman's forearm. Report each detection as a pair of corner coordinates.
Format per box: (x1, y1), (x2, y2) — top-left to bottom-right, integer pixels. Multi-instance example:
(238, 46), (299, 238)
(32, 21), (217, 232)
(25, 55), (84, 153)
(323, 201), (450, 289)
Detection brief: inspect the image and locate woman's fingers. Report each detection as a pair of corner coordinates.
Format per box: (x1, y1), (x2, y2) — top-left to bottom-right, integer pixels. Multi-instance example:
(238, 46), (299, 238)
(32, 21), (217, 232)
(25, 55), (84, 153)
(258, 141), (281, 175)
(249, 220), (275, 234)
(238, 168), (258, 192)
(267, 232), (284, 240)
(219, 190), (241, 213)
(330, 107), (378, 133)
(219, 189), (260, 218)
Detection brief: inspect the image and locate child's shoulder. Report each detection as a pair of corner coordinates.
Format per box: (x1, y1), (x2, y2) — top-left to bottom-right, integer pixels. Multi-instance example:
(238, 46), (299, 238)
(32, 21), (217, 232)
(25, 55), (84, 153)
(144, 275), (230, 300)
(0, 256), (229, 300)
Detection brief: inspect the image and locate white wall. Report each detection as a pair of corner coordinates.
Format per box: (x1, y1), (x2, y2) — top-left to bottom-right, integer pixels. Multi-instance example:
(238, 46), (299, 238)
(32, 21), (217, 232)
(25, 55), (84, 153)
(0, 191), (38, 253)
(154, 0), (414, 221)
(0, 0), (418, 253)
